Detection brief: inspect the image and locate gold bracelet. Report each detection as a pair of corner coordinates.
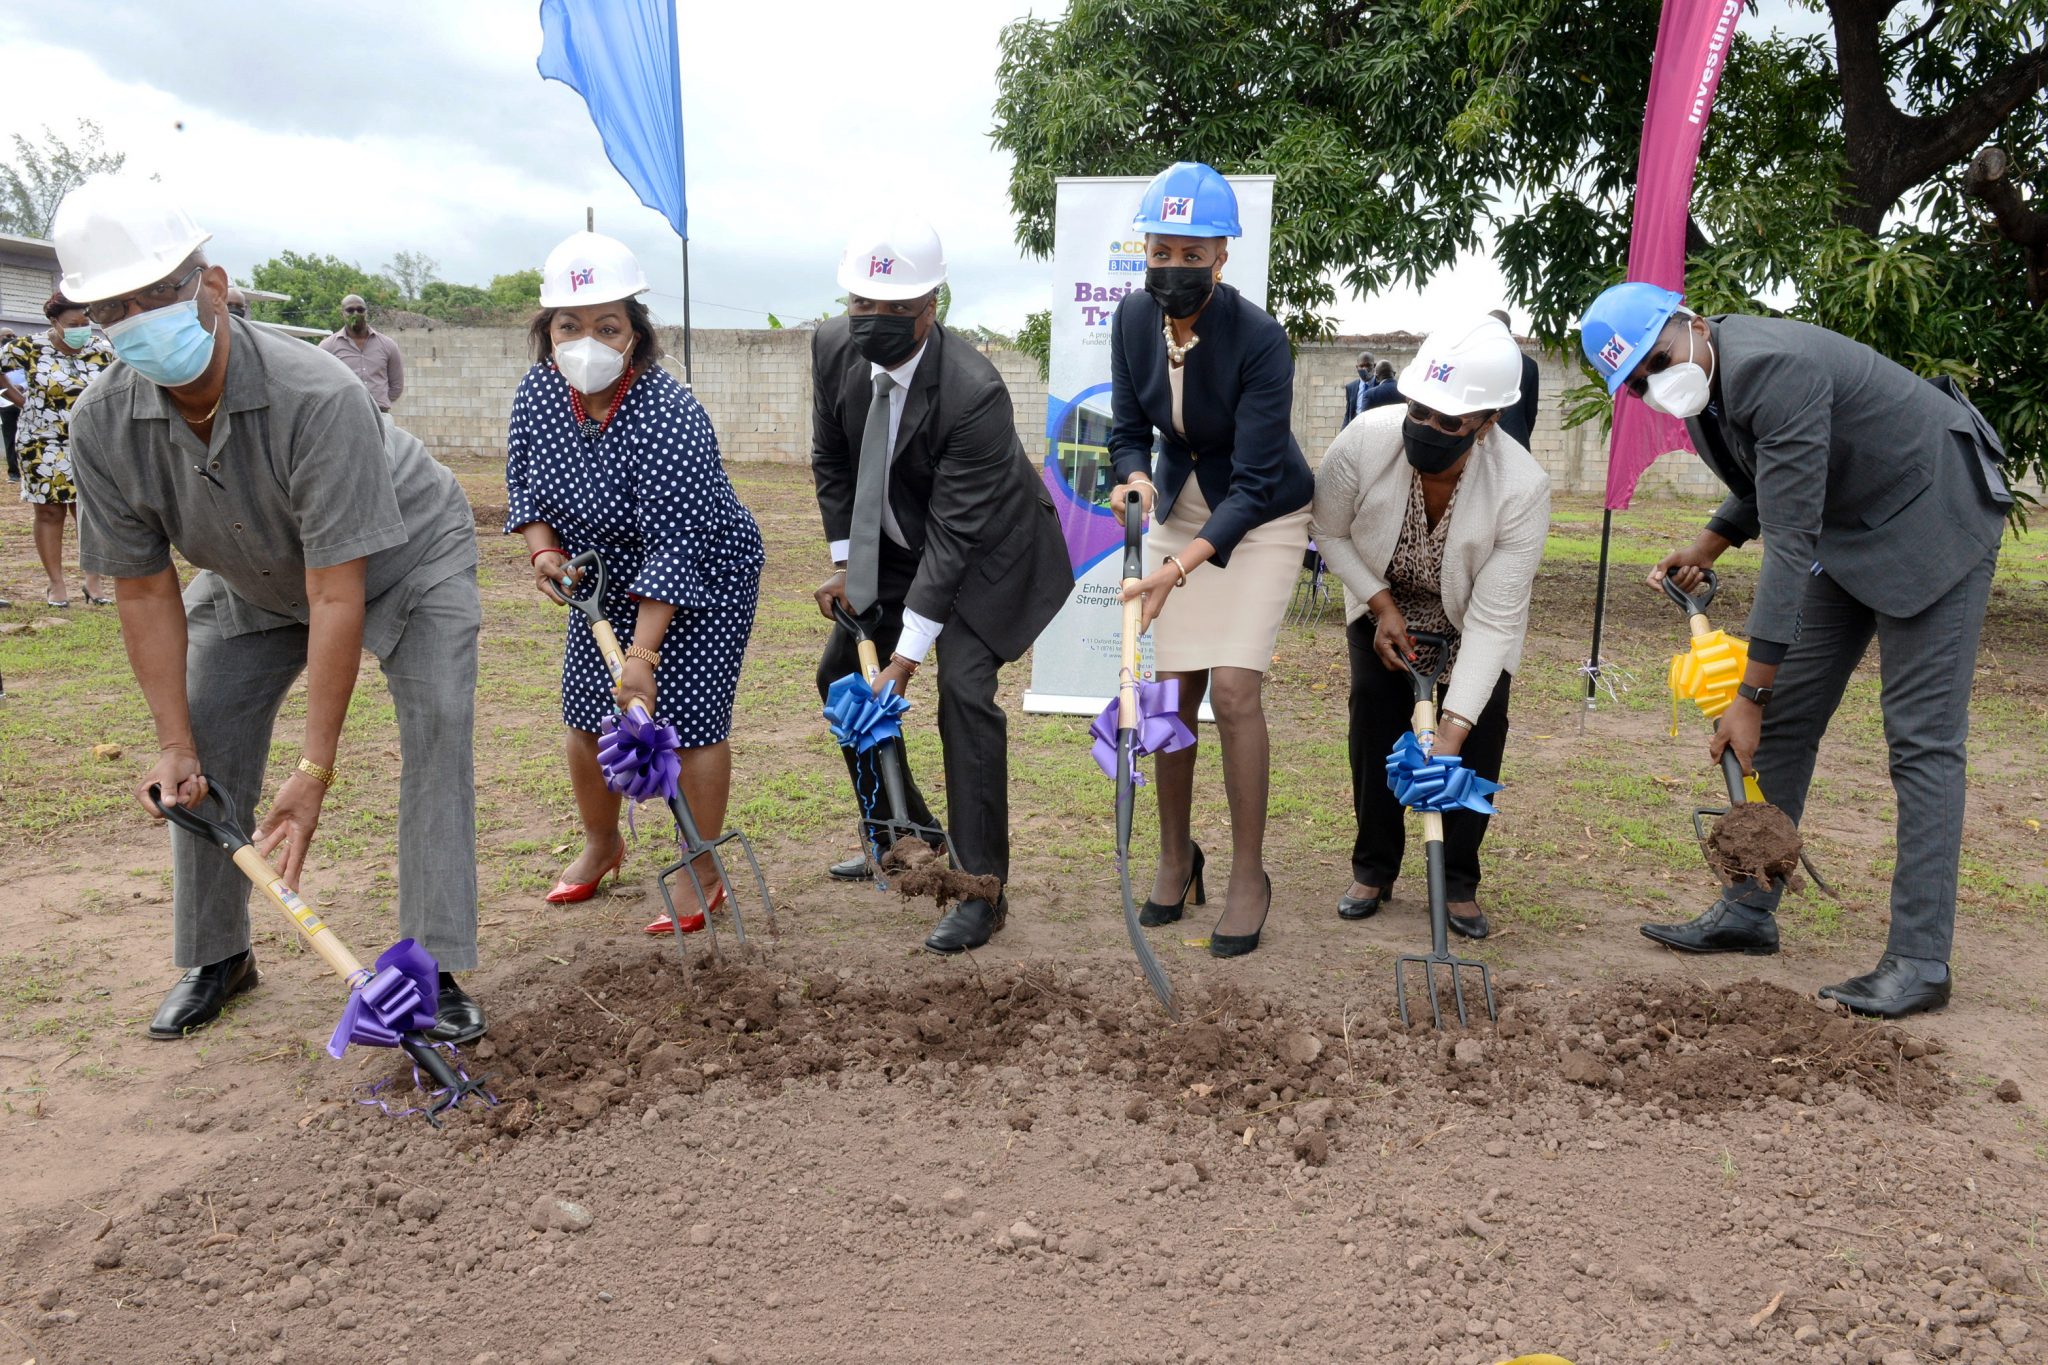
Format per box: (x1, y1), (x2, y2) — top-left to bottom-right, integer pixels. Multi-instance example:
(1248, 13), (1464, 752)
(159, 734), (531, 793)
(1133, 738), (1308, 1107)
(624, 644), (661, 669)
(1164, 555), (1189, 587)
(1439, 712), (1474, 732)
(296, 757), (337, 788)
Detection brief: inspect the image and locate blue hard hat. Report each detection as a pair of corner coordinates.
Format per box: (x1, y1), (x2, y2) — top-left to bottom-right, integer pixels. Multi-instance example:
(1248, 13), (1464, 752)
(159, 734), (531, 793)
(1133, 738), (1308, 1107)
(1579, 281), (1685, 393)
(1131, 162), (1242, 238)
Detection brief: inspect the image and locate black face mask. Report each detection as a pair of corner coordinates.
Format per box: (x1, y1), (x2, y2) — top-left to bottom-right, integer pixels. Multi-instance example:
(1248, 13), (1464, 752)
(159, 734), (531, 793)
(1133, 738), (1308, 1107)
(1145, 266), (1214, 320)
(1401, 417), (1478, 475)
(848, 312), (921, 368)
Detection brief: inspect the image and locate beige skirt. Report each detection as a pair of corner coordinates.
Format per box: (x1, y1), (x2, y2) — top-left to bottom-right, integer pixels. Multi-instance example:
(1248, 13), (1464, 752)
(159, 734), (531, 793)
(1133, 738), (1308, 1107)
(1146, 476), (1312, 673)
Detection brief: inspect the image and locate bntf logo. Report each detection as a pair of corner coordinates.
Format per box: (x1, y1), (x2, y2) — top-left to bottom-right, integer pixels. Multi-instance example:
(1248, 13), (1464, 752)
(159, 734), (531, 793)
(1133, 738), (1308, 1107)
(1160, 196), (1194, 224)
(869, 256), (894, 277)
(568, 267), (596, 291)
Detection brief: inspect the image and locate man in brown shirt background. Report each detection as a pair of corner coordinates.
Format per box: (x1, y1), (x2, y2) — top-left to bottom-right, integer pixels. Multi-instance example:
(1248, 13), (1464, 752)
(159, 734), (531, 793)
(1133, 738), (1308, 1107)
(318, 293), (405, 411)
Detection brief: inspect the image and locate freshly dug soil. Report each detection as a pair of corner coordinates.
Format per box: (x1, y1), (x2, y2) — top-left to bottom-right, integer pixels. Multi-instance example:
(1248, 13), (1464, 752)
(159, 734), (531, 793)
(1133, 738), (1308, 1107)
(8, 947), (2004, 1365)
(1706, 802), (1803, 889)
(882, 840), (1002, 909)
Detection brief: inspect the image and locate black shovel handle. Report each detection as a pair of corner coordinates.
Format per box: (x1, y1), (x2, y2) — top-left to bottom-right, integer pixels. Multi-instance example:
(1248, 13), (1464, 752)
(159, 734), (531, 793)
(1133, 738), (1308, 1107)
(556, 549), (610, 625)
(1397, 630), (1451, 705)
(1122, 490), (1143, 578)
(1658, 567), (1719, 619)
(148, 781), (248, 853)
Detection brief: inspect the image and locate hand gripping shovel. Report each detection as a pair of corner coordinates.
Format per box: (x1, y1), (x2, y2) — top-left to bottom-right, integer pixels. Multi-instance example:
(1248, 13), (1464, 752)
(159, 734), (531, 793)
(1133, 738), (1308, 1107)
(556, 550), (774, 952)
(1388, 632), (1499, 1030)
(1659, 572), (1830, 896)
(147, 783), (489, 1124)
(826, 601), (957, 880)
(1107, 491), (1184, 1016)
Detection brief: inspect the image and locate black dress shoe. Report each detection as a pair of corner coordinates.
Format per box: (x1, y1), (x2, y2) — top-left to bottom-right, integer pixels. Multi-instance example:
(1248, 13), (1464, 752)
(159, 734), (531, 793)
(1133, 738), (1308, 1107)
(1640, 901), (1779, 956)
(1447, 906), (1491, 940)
(1209, 875), (1273, 959)
(425, 973), (487, 1044)
(148, 950), (258, 1039)
(1819, 955), (1951, 1019)
(925, 895), (1007, 953)
(828, 855), (874, 882)
(1337, 885), (1386, 921)
(1140, 844), (1205, 927)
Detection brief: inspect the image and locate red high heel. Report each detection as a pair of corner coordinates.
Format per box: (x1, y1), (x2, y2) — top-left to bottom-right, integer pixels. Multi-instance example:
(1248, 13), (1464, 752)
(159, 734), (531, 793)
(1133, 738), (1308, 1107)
(644, 881), (726, 935)
(545, 846), (625, 904)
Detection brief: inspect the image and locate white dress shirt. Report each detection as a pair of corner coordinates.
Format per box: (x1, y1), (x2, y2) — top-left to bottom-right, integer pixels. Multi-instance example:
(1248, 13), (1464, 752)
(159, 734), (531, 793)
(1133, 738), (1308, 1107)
(830, 341), (945, 664)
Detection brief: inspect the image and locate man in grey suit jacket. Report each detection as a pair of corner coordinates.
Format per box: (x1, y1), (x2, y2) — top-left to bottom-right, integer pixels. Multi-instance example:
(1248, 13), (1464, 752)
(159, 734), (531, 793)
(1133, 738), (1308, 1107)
(1582, 285), (2011, 1018)
(811, 218), (1071, 954)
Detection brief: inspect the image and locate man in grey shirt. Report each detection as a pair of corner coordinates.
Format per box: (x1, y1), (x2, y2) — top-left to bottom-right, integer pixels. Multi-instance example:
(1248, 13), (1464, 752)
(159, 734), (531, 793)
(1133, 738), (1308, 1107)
(54, 178), (485, 1044)
(318, 294), (405, 411)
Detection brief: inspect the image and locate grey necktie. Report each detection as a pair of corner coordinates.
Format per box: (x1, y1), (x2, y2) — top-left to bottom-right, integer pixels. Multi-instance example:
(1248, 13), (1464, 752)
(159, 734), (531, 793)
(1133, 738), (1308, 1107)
(846, 371), (895, 613)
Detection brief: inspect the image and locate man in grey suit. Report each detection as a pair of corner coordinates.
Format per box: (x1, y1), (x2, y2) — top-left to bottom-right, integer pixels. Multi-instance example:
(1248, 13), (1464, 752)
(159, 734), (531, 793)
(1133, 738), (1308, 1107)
(810, 217), (1071, 953)
(1581, 282), (2011, 1019)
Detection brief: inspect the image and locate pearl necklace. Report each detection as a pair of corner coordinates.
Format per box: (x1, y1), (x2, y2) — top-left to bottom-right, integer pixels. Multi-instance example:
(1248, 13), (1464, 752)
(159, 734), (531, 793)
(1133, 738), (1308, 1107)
(566, 365), (635, 439)
(1161, 320), (1199, 365)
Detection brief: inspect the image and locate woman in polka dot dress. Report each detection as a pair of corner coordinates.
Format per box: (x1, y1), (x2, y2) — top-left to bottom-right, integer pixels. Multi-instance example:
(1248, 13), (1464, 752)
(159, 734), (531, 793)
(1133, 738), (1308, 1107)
(506, 231), (765, 933)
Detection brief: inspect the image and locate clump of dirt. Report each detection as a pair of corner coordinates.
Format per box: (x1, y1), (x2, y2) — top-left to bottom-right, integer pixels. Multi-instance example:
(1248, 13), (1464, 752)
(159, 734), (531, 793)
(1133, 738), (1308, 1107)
(882, 841), (1001, 909)
(1706, 802), (1803, 888)
(470, 502), (508, 529)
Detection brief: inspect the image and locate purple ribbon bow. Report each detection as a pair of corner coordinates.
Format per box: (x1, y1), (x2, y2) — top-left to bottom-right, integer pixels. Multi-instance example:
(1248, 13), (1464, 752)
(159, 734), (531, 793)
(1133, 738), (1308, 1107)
(822, 672), (911, 753)
(598, 705), (683, 802)
(1386, 733), (1503, 814)
(328, 938), (441, 1057)
(1089, 679), (1196, 786)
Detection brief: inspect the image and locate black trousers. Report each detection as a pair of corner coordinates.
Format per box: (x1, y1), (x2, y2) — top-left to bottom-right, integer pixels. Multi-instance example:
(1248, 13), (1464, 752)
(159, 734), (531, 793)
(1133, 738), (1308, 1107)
(1347, 616), (1512, 901)
(815, 546), (1012, 884)
(2, 405), (17, 479)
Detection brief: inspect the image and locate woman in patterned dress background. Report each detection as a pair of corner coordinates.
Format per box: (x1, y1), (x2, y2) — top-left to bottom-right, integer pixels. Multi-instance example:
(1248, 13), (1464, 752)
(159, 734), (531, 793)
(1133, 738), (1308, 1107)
(1311, 315), (1550, 943)
(0, 293), (115, 606)
(504, 232), (765, 932)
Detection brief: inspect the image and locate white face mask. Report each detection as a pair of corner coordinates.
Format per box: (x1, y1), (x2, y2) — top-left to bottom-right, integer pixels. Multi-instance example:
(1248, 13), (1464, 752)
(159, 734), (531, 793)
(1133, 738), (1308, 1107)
(554, 335), (627, 394)
(1642, 322), (1713, 419)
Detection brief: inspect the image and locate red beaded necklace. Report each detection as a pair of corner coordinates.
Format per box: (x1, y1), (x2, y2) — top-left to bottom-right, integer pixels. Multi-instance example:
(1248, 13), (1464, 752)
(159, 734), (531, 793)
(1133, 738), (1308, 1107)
(564, 364), (635, 439)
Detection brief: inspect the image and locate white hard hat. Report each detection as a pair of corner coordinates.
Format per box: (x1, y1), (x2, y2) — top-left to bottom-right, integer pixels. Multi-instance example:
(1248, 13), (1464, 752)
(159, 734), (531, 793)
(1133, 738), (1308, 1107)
(540, 231), (649, 308)
(836, 216), (945, 302)
(51, 175), (213, 304)
(1397, 314), (1525, 417)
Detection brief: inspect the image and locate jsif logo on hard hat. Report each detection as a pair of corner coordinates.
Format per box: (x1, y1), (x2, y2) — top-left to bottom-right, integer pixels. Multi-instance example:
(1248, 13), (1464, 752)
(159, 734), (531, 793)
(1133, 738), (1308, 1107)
(1597, 334), (1632, 370)
(1160, 196), (1194, 224)
(1426, 361), (1456, 384)
(869, 256), (894, 278)
(569, 267), (597, 292)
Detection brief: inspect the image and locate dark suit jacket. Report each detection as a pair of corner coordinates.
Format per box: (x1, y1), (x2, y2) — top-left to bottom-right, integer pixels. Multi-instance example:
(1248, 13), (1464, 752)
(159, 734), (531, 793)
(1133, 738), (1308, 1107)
(810, 317), (1069, 662)
(1343, 376), (1370, 428)
(1686, 314), (2010, 647)
(1107, 282), (1315, 568)
(1497, 353), (1541, 449)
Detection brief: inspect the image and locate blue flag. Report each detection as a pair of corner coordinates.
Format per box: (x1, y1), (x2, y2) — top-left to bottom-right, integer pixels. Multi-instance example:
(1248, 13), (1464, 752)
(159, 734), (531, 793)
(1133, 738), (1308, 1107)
(537, 0), (687, 238)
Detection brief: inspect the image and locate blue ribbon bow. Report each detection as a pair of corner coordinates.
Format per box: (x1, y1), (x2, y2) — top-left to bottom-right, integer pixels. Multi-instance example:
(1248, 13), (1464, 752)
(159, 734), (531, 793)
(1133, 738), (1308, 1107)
(823, 672), (911, 752)
(1385, 733), (1502, 814)
(1089, 679), (1196, 786)
(597, 705), (683, 803)
(328, 938), (441, 1058)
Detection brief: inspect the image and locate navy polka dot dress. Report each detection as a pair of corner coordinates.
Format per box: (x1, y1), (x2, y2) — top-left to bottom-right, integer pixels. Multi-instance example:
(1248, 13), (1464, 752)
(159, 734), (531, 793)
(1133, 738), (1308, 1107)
(505, 362), (765, 745)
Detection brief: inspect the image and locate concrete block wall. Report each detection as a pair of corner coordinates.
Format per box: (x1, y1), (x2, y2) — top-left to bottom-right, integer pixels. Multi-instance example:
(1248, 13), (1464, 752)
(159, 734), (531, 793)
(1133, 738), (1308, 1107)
(385, 322), (1717, 498)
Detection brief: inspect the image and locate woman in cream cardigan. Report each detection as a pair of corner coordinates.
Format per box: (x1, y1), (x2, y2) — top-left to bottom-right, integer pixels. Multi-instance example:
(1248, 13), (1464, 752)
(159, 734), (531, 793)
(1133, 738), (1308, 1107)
(1312, 315), (1549, 940)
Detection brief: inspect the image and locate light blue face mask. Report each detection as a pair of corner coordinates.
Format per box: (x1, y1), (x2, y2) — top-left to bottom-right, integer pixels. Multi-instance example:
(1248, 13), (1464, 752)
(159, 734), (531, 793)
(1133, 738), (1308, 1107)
(106, 298), (217, 388)
(62, 326), (94, 349)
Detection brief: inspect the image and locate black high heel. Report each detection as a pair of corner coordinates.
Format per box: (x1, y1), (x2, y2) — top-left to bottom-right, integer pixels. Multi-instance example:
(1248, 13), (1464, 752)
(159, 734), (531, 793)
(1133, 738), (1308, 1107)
(1209, 874), (1272, 958)
(1139, 844), (1205, 927)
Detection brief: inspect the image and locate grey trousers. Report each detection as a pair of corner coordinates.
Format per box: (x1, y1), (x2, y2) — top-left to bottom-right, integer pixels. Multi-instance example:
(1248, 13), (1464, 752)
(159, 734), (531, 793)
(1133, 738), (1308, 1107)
(1731, 544), (1999, 962)
(171, 569), (481, 971)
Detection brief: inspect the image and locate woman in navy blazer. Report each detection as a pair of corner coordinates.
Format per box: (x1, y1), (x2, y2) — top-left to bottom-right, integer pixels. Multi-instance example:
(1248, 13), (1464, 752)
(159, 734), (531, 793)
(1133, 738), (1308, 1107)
(1108, 162), (1315, 959)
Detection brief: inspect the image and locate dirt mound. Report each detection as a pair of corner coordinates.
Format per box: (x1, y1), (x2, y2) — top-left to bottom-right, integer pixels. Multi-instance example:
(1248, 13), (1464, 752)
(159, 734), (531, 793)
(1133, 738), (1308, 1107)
(448, 953), (1949, 1152)
(1706, 803), (1803, 888)
(882, 841), (1002, 908)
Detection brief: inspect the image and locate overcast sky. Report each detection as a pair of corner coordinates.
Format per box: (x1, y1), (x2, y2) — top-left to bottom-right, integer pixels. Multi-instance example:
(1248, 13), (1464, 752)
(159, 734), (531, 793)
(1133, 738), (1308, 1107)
(7, 0), (1824, 337)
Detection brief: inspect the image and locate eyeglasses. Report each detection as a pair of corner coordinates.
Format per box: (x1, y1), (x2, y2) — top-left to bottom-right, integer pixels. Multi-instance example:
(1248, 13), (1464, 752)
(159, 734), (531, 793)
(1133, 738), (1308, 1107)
(1621, 322), (1696, 396)
(1405, 401), (1492, 435)
(85, 264), (206, 328)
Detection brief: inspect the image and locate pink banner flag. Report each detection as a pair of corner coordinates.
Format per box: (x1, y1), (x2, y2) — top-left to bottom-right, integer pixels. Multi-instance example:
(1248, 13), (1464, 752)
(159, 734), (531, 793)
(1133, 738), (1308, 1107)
(1605, 0), (1744, 510)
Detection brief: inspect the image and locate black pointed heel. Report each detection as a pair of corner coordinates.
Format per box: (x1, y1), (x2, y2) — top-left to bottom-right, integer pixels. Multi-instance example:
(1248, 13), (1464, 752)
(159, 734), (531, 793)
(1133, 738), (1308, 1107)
(1139, 844), (1205, 927)
(1208, 874), (1272, 959)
